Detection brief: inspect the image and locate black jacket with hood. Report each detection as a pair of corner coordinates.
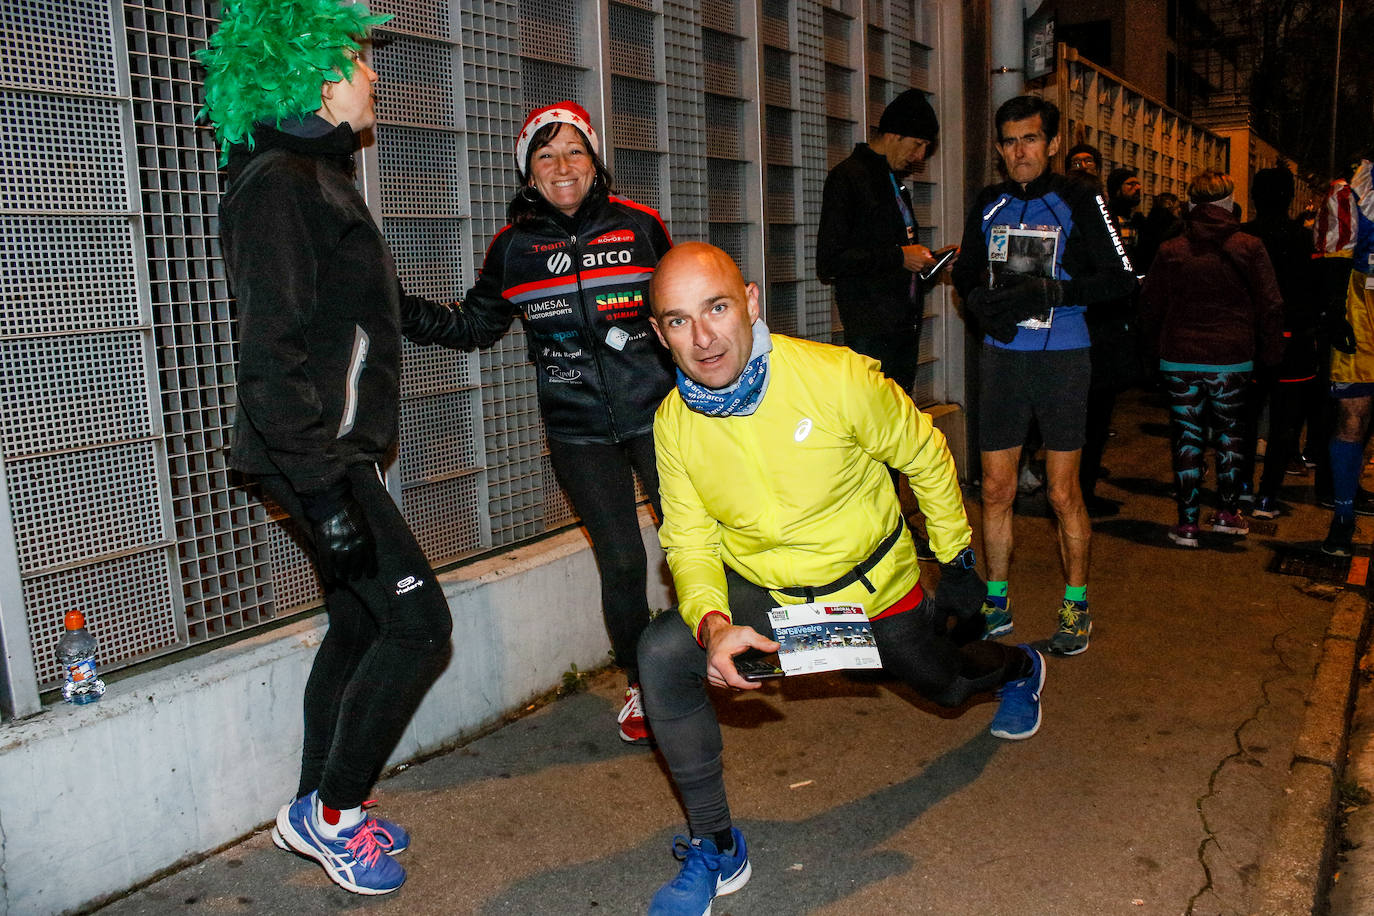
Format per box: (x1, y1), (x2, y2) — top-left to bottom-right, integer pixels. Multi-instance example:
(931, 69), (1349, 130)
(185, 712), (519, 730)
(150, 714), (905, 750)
(1140, 203), (1285, 368)
(219, 121), (456, 496)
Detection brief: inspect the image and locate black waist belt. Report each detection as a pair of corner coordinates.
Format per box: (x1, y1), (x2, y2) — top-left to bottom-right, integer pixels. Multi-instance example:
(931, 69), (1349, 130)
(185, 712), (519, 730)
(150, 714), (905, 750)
(775, 518), (905, 602)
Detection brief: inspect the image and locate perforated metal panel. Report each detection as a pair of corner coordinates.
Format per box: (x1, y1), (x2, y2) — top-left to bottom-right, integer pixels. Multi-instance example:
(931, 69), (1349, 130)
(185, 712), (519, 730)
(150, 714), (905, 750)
(0, 217), (141, 338)
(518, 0), (579, 65)
(8, 443), (165, 575)
(402, 471), (485, 560)
(384, 216), (468, 302)
(663, 0), (707, 240)
(0, 334), (155, 458)
(699, 0), (734, 32)
(764, 47), (794, 107)
(377, 126), (469, 216)
(611, 76), (660, 151)
(0, 91), (130, 212)
(1, 0), (118, 96)
(265, 515), (323, 613)
(762, 0), (791, 48)
(705, 94), (745, 159)
(374, 36), (461, 127)
(768, 281), (799, 334)
(398, 389), (480, 484)
(521, 57), (586, 110)
(703, 29), (742, 97)
(766, 106), (794, 163)
(609, 3), (658, 81)
(767, 222), (798, 279)
(382, 0), (455, 38)
(24, 550), (179, 690)
(612, 148), (663, 210)
(707, 158), (745, 221)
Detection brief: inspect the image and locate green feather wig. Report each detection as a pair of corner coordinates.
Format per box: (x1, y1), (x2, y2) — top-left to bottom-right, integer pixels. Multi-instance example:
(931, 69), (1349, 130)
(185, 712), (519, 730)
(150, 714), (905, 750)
(197, 0), (391, 160)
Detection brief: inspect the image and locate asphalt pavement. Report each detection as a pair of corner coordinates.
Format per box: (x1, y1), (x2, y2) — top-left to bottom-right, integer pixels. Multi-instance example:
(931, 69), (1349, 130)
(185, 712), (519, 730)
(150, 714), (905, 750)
(94, 389), (1355, 916)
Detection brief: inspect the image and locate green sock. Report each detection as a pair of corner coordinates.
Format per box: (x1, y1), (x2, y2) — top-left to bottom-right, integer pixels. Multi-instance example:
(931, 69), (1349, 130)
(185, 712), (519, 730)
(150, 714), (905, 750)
(1064, 585), (1088, 604)
(987, 580), (1009, 598)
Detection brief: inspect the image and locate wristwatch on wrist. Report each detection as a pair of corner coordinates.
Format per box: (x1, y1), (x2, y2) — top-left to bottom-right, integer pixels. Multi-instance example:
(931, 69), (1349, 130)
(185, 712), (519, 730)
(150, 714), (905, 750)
(944, 546), (977, 570)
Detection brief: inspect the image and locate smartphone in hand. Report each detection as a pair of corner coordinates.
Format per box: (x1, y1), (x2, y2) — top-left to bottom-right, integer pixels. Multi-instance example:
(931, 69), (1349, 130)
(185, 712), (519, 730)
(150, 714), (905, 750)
(735, 653), (785, 681)
(919, 244), (960, 281)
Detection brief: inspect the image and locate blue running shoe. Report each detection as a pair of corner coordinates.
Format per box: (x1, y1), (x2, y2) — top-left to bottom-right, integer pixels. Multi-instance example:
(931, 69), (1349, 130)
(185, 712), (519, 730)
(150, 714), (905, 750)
(981, 595), (1013, 639)
(275, 792), (406, 895)
(990, 645), (1044, 740)
(648, 827), (751, 916)
(272, 805), (409, 855)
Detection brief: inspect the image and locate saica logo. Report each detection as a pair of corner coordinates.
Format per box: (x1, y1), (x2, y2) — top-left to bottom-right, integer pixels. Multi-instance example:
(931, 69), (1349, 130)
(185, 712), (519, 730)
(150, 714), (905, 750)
(547, 251), (573, 274)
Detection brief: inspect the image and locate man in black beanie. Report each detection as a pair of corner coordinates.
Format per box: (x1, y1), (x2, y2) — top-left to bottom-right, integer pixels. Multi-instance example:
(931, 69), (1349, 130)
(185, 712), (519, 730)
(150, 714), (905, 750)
(818, 89), (941, 395)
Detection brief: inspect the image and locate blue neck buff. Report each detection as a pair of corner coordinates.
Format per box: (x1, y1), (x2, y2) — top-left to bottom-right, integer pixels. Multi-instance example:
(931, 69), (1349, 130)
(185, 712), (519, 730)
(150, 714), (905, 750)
(676, 320), (773, 417)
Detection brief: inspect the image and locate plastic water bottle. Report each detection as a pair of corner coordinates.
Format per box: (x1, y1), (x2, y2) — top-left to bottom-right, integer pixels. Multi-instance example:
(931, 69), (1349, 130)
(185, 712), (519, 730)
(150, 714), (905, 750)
(57, 610), (105, 705)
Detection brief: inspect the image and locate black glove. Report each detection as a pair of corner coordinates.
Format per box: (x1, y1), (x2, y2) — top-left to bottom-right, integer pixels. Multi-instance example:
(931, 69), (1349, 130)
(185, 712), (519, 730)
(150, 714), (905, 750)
(932, 547), (985, 632)
(1001, 275), (1064, 321)
(965, 277), (1065, 343)
(964, 286), (1024, 343)
(300, 480), (378, 585)
(1330, 316), (1358, 355)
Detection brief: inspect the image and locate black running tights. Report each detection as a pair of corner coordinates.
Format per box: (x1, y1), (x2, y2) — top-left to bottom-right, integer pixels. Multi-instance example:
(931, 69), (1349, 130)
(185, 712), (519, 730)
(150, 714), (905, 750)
(547, 434), (661, 685)
(637, 569), (1025, 837)
(260, 465), (453, 811)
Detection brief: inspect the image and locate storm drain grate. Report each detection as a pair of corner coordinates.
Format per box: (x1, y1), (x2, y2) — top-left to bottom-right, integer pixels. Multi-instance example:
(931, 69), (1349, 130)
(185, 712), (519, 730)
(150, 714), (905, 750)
(1268, 545), (1357, 584)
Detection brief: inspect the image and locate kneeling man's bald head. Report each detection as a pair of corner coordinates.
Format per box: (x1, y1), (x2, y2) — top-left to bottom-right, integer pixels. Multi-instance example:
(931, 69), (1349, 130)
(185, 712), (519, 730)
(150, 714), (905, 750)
(649, 242), (760, 390)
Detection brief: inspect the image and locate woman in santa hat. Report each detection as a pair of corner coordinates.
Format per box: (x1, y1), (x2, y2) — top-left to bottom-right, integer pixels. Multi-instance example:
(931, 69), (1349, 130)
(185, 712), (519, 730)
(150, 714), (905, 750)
(408, 101), (674, 744)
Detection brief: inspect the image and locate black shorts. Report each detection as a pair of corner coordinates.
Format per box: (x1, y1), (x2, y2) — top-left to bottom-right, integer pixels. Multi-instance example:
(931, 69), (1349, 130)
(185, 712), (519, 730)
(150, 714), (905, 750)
(979, 345), (1091, 452)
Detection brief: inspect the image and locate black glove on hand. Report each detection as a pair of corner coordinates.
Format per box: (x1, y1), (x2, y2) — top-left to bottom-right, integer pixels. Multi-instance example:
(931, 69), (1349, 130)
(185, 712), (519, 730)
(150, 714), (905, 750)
(933, 547), (985, 626)
(300, 480), (378, 585)
(1330, 316), (1358, 355)
(964, 286), (1024, 343)
(1010, 276), (1065, 319)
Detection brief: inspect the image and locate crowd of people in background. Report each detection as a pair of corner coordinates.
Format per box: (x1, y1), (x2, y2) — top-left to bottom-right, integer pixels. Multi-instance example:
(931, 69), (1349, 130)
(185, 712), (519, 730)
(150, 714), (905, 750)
(1047, 128), (1374, 561)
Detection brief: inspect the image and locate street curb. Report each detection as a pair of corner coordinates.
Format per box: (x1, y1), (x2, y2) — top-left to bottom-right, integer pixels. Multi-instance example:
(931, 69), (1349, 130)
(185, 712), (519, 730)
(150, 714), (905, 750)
(1251, 589), (1371, 916)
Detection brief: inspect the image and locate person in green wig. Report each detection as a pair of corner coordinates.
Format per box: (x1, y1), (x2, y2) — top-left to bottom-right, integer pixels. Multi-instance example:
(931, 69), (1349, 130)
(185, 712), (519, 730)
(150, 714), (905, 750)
(200, 0), (474, 896)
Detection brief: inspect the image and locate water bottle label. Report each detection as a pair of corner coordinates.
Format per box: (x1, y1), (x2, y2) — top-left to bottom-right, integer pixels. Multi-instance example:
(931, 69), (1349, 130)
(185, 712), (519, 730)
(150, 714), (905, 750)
(68, 659), (96, 683)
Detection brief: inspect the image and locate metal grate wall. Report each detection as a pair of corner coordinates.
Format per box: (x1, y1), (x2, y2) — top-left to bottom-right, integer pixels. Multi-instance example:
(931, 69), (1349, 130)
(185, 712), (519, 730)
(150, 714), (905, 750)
(0, 0), (954, 716)
(1036, 45), (1230, 211)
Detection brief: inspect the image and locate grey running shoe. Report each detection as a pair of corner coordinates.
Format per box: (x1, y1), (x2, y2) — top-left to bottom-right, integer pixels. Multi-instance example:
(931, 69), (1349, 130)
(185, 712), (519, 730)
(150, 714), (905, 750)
(1048, 599), (1091, 656)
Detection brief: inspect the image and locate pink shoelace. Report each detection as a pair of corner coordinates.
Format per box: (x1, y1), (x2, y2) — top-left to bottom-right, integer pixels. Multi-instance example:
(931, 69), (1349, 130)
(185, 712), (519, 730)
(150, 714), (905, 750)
(342, 818), (393, 867)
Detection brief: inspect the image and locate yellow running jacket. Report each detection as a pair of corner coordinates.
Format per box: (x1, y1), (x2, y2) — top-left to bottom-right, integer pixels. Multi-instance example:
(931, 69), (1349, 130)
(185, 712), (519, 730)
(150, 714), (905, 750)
(654, 333), (972, 639)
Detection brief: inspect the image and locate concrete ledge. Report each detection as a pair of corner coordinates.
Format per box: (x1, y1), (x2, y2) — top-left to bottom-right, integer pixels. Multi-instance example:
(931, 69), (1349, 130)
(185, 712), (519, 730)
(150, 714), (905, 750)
(0, 516), (669, 916)
(1252, 590), (1371, 915)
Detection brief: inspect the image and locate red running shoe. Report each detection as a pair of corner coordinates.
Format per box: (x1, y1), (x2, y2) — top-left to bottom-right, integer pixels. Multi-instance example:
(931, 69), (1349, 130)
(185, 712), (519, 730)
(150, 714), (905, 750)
(618, 685), (652, 745)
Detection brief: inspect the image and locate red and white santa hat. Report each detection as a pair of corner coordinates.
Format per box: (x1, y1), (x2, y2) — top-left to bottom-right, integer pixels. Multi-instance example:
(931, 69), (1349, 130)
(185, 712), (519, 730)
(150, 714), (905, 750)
(514, 101), (600, 173)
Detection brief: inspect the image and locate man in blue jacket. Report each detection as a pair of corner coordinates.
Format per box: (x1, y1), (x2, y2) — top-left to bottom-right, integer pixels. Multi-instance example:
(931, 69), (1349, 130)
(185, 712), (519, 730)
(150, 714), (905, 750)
(952, 95), (1136, 656)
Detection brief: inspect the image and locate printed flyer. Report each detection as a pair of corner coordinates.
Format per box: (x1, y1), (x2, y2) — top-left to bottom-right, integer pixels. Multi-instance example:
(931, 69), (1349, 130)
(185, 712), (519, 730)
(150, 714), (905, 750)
(766, 602), (882, 675)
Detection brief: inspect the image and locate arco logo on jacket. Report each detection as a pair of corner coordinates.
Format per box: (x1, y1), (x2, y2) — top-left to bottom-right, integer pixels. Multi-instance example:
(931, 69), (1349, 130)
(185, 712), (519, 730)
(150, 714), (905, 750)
(546, 251), (573, 274)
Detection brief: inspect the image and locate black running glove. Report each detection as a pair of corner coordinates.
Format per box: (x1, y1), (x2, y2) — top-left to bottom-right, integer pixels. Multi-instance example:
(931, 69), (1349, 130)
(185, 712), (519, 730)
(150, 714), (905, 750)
(932, 547), (985, 626)
(1329, 316), (1358, 355)
(963, 286), (1024, 343)
(300, 480), (378, 585)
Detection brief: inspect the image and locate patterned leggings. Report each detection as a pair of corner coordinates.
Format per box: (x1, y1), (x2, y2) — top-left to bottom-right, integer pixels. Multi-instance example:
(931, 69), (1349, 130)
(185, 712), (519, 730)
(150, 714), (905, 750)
(1163, 366), (1251, 525)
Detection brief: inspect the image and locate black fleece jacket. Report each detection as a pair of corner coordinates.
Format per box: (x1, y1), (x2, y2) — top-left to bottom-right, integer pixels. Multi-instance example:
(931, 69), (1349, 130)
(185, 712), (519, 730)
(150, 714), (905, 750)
(816, 143), (925, 335)
(219, 122), (455, 496)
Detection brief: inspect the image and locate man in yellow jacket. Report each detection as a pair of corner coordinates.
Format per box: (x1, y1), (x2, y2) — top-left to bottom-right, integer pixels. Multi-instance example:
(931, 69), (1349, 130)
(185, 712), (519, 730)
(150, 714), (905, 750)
(637, 242), (1044, 916)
